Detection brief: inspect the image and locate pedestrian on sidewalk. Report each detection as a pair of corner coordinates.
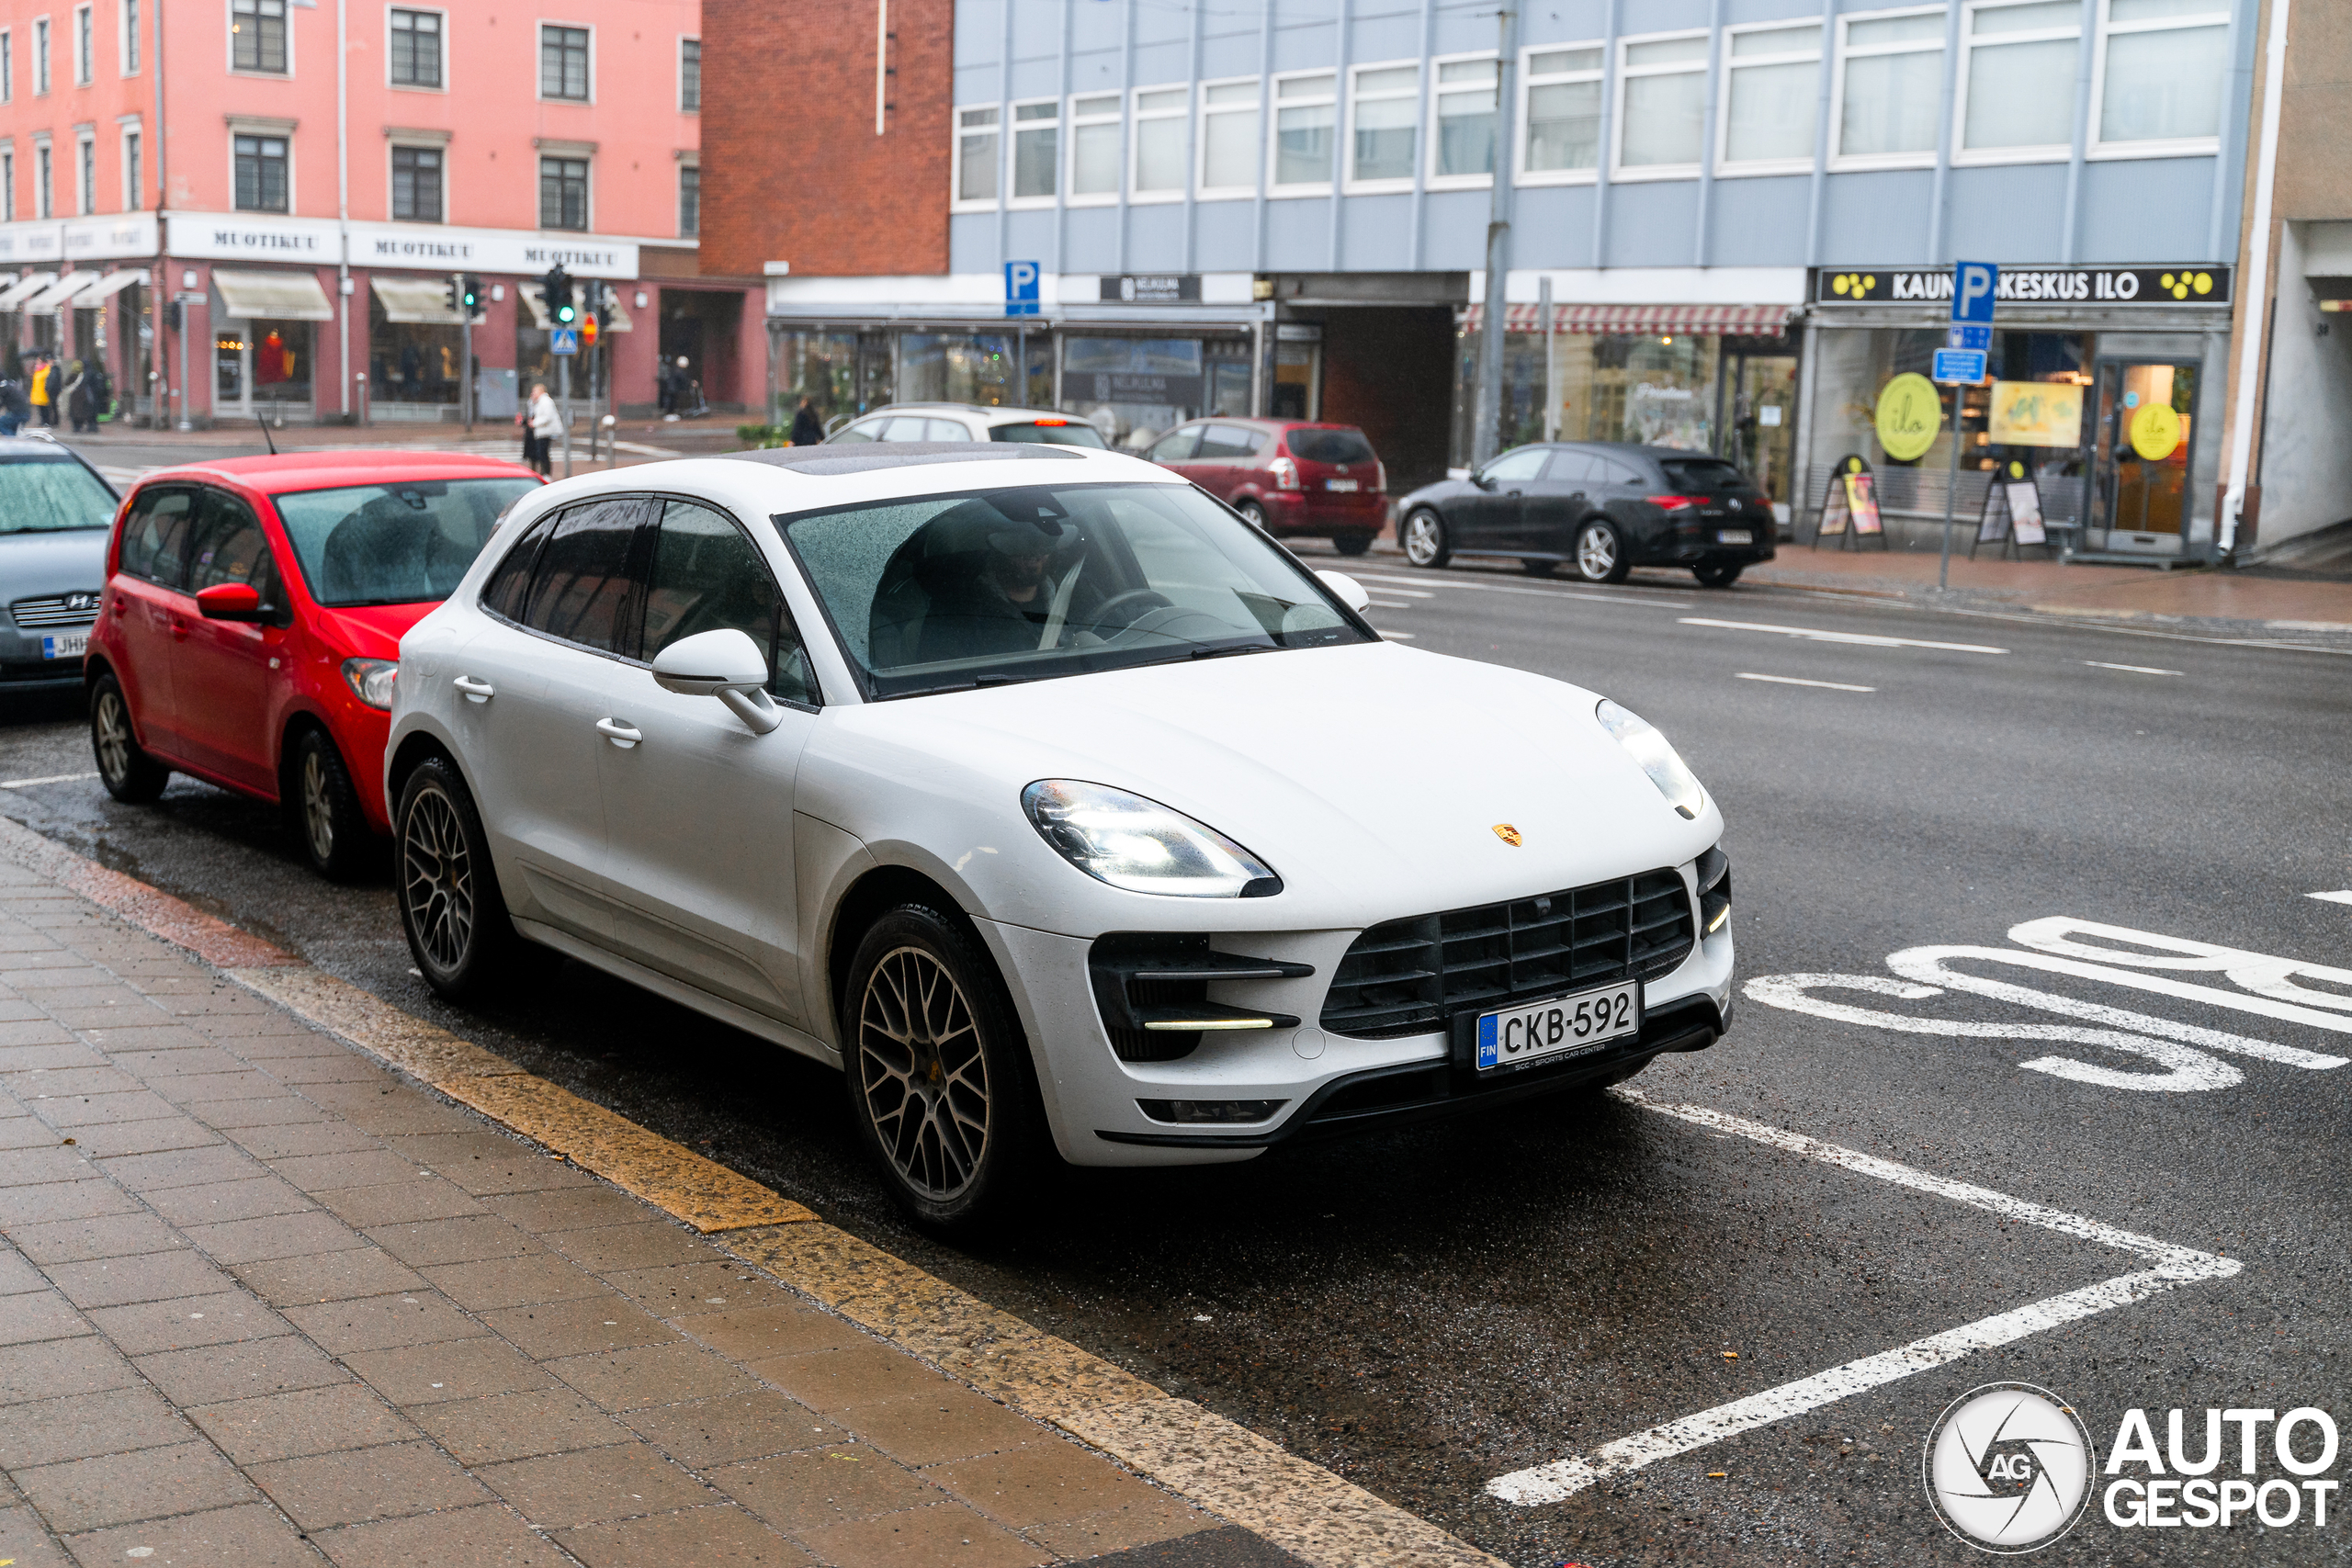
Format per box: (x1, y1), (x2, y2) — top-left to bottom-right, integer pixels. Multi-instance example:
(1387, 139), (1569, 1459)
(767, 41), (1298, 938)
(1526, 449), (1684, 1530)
(656, 358), (677, 416)
(89, 361), (114, 425)
(790, 395), (825, 446)
(526, 381), (560, 477)
(28, 355), (55, 427)
(0, 375), (28, 434)
(64, 359), (94, 433)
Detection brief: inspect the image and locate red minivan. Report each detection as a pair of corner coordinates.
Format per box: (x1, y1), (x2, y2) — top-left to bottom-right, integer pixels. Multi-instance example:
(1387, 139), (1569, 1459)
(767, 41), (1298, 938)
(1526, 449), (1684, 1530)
(86, 452), (541, 878)
(1145, 419), (1387, 555)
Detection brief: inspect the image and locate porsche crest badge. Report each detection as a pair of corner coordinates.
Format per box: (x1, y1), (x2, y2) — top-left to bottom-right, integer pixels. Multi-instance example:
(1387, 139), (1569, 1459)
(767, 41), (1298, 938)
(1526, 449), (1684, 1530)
(1492, 824), (1522, 847)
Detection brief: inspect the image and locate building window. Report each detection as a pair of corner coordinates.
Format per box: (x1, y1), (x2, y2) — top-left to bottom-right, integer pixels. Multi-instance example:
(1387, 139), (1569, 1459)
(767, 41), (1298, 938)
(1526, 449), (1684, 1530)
(2096, 0), (2228, 148)
(1835, 9), (1945, 164)
(678, 162), (699, 235)
(538, 154), (587, 229)
(232, 0), (288, 73)
(233, 132), (288, 210)
(74, 5), (92, 84)
(121, 127), (139, 208)
(36, 142), (52, 217)
(680, 37), (699, 111)
(1011, 99), (1057, 202)
(36, 17), (51, 94)
(1069, 92), (1121, 201)
(1431, 56), (1498, 183)
(1272, 72), (1336, 190)
(1348, 62), (1419, 186)
(1521, 46), (1602, 176)
(391, 144), (441, 220)
(1721, 22), (1821, 171)
(3, 151), (14, 218)
(953, 106), (998, 205)
(2, 29), (12, 101)
(1961, 0), (2080, 156)
(1131, 85), (1187, 198)
(540, 25), (589, 101)
(1197, 79), (1257, 196)
(120, 0), (137, 74)
(389, 9), (440, 87)
(75, 132), (92, 214)
(1616, 32), (1709, 173)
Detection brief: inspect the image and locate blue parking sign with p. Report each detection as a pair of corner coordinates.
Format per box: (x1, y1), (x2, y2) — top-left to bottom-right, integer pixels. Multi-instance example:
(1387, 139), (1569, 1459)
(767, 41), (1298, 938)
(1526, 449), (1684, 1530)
(1951, 261), (1998, 325)
(1005, 261), (1041, 317)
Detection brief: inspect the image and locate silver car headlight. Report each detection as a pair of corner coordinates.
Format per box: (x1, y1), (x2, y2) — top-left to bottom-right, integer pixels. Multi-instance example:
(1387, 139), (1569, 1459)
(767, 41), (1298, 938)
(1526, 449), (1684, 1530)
(1595, 698), (1704, 819)
(1022, 780), (1281, 897)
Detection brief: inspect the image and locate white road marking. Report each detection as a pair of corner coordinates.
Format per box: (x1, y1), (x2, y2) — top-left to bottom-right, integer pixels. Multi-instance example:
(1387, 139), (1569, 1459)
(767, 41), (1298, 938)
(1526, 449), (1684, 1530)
(1365, 600), (1416, 610)
(1350, 571), (1690, 609)
(2085, 660), (2181, 674)
(1679, 616), (2008, 655)
(1734, 672), (1874, 693)
(1484, 1091), (2239, 1506)
(1378, 630), (1416, 640)
(0, 773), (99, 790)
(1353, 582), (1435, 597)
(2310, 891), (2352, 907)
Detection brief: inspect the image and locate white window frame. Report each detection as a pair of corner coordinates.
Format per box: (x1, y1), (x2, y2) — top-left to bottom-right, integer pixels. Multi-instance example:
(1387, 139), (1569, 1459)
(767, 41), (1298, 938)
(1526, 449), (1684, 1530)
(1829, 4), (1945, 171)
(1611, 28), (1711, 181)
(949, 103), (1001, 212)
(118, 116), (140, 208)
(34, 16), (52, 96)
(1268, 69), (1338, 196)
(1007, 96), (1059, 209)
(1195, 74), (1260, 200)
(73, 4), (93, 85)
(1343, 58), (1420, 194)
(386, 6), (446, 93)
(226, 0), (292, 78)
(2086, 0), (2229, 160)
(2, 29), (13, 102)
(74, 127), (94, 214)
(1129, 82), (1189, 205)
(1952, 0), (2082, 166)
(676, 152), (698, 237)
(387, 137), (447, 222)
(537, 20), (594, 105)
(536, 148), (590, 231)
(1065, 90), (1123, 208)
(1715, 18), (1822, 176)
(678, 35), (700, 113)
(2, 146), (14, 220)
(1516, 41), (1604, 186)
(230, 123), (294, 212)
(119, 0), (138, 75)
(35, 135), (54, 218)
(1424, 51), (1498, 191)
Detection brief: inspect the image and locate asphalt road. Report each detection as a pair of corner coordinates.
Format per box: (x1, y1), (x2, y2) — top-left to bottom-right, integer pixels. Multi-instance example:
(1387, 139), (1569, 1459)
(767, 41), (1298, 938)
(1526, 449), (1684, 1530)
(4, 562), (2348, 1566)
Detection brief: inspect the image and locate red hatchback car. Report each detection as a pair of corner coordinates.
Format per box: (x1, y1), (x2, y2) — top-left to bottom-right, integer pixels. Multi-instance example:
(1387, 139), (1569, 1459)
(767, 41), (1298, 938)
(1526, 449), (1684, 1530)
(1145, 418), (1386, 555)
(86, 452), (541, 877)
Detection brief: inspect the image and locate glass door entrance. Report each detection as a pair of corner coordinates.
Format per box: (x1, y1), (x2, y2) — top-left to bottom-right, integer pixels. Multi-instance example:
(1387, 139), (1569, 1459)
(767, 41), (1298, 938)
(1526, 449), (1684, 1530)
(2087, 359), (2198, 558)
(1719, 353), (1798, 528)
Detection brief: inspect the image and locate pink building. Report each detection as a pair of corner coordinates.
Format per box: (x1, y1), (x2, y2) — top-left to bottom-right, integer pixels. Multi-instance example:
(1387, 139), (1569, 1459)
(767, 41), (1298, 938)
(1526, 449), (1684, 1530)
(0, 0), (762, 424)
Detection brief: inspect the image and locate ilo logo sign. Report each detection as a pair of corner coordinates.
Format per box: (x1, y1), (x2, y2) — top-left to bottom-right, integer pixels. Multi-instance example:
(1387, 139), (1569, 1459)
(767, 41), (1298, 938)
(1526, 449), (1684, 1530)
(1924, 1383), (2097, 1552)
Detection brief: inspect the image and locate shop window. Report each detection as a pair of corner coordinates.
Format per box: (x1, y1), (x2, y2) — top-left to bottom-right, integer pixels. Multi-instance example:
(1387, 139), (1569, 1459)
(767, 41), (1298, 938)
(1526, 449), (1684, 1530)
(1960, 0), (2080, 158)
(1720, 22), (1820, 172)
(1012, 100), (1058, 202)
(391, 145), (442, 222)
(234, 133), (288, 212)
(2095, 0), (2227, 150)
(1198, 79), (1259, 197)
(953, 106), (999, 207)
(1348, 62), (1419, 188)
(232, 0), (287, 74)
(1069, 93), (1123, 202)
(120, 0), (138, 74)
(1521, 46), (1602, 178)
(680, 37), (700, 112)
(540, 24), (590, 101)
(1431, 56), (1498, 185)
(678, 163), (699, 237)
(1835, 8), (1945, 165)
(1456, 330), (1724, 471)
(216, 321), (311, 408)
(1061, 336), (1209, 450)
(539, 155), (588, 231)
(390, 9), (441, 88)
(899, 332), (1022, 409)
(1272, 72), (1335, 192)
(368, 290), (458, 407)
(1132, 85), (1188, 199)
(1615, 33), (1709, 175)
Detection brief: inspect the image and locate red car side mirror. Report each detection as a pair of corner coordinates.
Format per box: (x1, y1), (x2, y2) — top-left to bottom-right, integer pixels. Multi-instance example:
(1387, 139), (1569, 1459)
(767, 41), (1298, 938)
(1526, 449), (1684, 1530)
(196, 581), (265, 621)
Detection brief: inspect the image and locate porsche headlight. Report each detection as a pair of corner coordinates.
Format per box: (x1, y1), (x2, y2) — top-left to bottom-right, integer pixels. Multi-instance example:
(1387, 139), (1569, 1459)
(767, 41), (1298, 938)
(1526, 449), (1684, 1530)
(1022, 780), (1281, 897)
(342, 658), (399, 711)
(1595, 698), (1704, 819)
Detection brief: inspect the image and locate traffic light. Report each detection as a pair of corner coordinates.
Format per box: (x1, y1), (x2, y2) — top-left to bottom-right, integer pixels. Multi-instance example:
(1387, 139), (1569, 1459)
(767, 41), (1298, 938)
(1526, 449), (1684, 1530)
(543, 266), (576, 327)
(582, 312), (599, 349)
(460, 274), (482, 316)
(445, 276), (462, 314)
(165, 299), (183, 332)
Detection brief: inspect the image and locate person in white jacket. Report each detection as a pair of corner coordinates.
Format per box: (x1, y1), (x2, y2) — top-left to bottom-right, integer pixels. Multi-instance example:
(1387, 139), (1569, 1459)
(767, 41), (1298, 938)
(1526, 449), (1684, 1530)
(525, 383), (560, 477)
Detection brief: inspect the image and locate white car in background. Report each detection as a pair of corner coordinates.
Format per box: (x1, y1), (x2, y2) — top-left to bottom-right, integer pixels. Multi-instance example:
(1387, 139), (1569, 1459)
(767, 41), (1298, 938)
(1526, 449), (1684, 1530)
(385, 443), (1735, 1228)
(826, 403), (1108, 448)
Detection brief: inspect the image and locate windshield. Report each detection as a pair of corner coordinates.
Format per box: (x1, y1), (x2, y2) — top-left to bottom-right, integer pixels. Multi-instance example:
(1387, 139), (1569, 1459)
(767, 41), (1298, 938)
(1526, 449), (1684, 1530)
(1286, 428), (1374, 466)
(785, 481), (1372, 698)
(990, 421), (1106, 449)
(0, 455), (118, 535)
(274, 478), (540, 607)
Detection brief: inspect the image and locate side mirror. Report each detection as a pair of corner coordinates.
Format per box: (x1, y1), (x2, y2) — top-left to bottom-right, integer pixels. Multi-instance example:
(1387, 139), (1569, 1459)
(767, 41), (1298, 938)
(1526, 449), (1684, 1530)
(196, 581), (265, 621)
(1315, 570), (1372, 615)
(650, 627), (784, 734)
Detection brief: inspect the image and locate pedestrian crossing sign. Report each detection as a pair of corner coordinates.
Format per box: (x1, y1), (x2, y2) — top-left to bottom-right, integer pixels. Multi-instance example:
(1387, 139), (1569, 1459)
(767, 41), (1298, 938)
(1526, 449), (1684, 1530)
(550, 328), (580, 356)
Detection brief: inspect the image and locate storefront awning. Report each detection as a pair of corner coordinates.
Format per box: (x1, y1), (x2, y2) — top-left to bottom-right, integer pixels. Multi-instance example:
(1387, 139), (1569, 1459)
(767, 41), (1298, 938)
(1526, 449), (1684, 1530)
(0, 273), (60, 310)
(1461, 302), (1793, 335)
(213, 268), (337, 322)
(519, 283), (633, 333)
(74, 269), (149, 305)
(370, 275), (467, 324)
(23, 272), (101, 315)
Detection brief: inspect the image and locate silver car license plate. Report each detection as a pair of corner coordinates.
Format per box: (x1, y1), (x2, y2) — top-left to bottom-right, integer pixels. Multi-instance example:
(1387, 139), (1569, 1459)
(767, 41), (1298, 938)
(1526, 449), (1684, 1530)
(1474, 981), (1639, 1073)
(1714, 529), (1753, 545)
(1326, 478), (1360, 492)
(41, 632), (89, 660)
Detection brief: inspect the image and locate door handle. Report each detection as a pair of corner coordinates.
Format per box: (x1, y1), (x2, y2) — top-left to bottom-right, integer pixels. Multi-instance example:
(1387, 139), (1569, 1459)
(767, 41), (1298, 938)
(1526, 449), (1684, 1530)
(169, 615), (189, 641)
(452, 675), (494, 703)
(595, 718), (643, 748)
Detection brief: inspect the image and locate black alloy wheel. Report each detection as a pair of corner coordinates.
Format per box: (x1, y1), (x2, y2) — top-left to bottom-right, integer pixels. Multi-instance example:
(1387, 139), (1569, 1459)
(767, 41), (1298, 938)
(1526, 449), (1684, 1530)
(395, 756), (520, 998)
(1331, 533), (1374, 557)
(289, 728), (374, 881)
(89, 672), (169, 803)
(842, 904), (1043, 1230)
(1573, 519), (1632, 584)
(1693, 561), (1745, 589)
(1402, 509), (1451, 569)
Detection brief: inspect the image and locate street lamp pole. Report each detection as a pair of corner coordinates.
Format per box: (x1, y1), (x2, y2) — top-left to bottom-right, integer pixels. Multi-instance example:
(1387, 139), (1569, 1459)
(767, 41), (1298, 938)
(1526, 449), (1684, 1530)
(1470, 3), (1521, 468)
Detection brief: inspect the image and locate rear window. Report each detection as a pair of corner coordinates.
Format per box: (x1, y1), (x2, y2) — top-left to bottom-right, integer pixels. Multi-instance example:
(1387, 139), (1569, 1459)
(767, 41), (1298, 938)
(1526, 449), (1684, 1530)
(0, 454), (118, 535)
(1659, 457), (1748, 491)
(1286, 427), (1375, 466)
(991, 420), (1107, 448)
(273, 477), (541, 607)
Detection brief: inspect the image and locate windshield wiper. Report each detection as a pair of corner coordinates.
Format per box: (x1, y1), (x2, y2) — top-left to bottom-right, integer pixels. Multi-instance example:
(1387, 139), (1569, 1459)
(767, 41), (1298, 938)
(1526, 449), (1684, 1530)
(1190, 643), (1274, 660)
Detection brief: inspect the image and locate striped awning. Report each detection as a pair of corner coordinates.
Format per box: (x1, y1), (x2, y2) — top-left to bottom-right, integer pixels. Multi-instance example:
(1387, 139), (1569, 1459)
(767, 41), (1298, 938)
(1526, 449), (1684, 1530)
(1460, 302), (1793, 335)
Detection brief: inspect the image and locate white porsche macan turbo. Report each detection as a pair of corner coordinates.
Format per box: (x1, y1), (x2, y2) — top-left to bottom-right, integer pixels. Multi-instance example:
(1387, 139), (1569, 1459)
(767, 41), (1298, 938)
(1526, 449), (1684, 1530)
(384, 442), (1735, 1226)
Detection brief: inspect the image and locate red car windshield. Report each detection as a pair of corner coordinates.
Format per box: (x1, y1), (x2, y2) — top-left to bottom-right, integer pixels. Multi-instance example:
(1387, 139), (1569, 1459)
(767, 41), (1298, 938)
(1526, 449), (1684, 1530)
(273, 477), (541, 607)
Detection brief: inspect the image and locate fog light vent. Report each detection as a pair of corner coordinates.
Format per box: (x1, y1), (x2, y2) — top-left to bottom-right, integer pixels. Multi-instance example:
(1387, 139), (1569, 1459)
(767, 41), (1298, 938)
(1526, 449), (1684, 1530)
(1136, 1099), (1286, 1125)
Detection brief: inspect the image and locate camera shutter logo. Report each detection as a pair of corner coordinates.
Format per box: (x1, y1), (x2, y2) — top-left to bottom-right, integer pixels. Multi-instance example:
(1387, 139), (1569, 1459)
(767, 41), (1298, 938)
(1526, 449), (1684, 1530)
(1923, 1383), (2095, 1552)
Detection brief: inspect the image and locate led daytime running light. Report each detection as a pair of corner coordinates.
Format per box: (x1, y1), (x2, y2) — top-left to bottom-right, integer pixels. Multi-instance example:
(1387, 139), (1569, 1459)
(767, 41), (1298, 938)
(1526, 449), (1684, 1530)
(1023, 780), (1281, 898)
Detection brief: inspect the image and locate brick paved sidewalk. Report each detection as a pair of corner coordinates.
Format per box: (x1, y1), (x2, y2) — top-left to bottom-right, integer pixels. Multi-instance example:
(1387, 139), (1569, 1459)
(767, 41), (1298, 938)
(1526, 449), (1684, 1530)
(0, 856), (1289, 1568)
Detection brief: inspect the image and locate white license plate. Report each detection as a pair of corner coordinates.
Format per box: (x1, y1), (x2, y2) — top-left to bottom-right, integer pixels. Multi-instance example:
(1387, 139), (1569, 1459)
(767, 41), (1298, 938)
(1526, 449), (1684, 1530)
(1326, 478), (1360, 492)
(40, 632), (88, 660)
(1715, 529), (1753, 545)
(1474, 981), (1639, 1073)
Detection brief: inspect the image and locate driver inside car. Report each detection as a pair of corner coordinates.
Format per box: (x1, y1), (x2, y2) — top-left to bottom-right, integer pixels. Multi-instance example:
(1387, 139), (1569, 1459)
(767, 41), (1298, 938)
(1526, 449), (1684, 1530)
(911, 511), (1104, 664)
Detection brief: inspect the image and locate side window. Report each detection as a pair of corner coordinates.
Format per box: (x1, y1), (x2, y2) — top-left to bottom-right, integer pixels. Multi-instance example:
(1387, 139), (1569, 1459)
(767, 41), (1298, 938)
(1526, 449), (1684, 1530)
(880, 415), (932, 442)
(1195, 423), (1261, 461)
(1484, 446), (1550, 484)
(117, 487), (198, 586)
(1604, 458), (1646, 486)
(521, 497), (650, 657)
(1544, 451), (1600, 484)
(480, 510), (558, 622)
(642, 500), (817, 705)
(1148, 425), (1200, 463)
(926, 419), (976, 442)
(830, 421), (879, 445)
(186, 491), (281, 603)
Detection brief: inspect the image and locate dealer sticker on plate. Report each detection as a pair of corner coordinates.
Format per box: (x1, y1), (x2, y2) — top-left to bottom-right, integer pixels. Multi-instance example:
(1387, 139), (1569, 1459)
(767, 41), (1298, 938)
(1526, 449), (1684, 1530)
(1475, 980), (1640, 1072)
(41, 632), (89, 660)
(1326, 478), (1360, 492)
(1714, 528), (1753, 545)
